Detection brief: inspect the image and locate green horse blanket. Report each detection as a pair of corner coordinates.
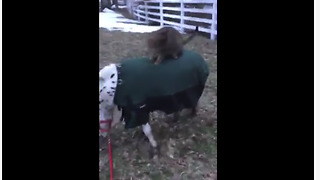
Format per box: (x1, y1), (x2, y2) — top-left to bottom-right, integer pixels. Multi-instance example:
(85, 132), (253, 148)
(114, 49), (209, 129)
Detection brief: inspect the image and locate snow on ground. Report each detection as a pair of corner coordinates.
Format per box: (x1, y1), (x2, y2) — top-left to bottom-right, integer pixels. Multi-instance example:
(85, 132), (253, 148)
(111, 5), (127, 9)
(99, 8), (161, 33)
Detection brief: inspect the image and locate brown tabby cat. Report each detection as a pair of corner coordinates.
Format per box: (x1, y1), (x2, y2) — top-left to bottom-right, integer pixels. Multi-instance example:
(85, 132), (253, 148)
(147, 26), (199, 65)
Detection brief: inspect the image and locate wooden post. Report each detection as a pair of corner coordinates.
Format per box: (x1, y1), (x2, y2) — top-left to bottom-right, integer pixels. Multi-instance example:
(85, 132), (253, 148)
(180, 0), (184, 33)
(144, 1), (149, 23)
(127, 0), (132, 16)
(160, 0), (163, 27)
(138, 3), (141, 21)
(131, 1), (133, 17)
(210, 0), (217, 40)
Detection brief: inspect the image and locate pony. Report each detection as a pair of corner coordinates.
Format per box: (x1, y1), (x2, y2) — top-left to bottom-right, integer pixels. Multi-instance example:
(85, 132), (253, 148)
(99, 49), (209, 155)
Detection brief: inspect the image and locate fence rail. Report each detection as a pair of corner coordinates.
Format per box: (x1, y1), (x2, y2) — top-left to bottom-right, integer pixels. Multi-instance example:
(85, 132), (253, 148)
(129, 0), (217, 40)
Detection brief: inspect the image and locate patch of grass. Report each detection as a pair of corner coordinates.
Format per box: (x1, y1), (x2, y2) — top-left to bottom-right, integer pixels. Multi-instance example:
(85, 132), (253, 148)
(99, 29), (217, 180)
(202, 125), (217, 137)
(161, 166), (174, 177)
(149, 171), (163, 180)
(195, 141), (216, 156)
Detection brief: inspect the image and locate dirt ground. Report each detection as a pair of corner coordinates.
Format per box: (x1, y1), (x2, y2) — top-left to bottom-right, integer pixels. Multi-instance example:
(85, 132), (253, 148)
(99, 28), (217, 180)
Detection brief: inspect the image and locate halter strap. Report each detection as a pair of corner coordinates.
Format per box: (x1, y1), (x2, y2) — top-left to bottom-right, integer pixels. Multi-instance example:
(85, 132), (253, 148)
(99, 119), (112, 132)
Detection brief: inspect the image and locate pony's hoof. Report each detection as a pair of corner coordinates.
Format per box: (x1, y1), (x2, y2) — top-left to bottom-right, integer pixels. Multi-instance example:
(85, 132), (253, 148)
(149, 143), (161, 159)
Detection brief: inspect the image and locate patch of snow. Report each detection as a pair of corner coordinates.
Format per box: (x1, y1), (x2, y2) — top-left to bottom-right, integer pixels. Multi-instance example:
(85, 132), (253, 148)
(99, 9), (161, 33)
(110, 5), (128, 9)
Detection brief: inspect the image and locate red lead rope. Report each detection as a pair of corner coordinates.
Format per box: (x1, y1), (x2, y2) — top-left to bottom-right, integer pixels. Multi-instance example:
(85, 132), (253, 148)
(100, 119), (113, 180)
(107, 137), (112, 180)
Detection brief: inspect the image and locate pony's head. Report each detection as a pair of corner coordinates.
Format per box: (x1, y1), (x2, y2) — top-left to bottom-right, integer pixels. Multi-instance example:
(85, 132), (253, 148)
(99, 64), (121, 136)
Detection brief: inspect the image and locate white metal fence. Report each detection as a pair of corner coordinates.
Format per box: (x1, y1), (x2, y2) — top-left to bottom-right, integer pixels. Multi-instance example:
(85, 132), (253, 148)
(129, 0), (217, 40)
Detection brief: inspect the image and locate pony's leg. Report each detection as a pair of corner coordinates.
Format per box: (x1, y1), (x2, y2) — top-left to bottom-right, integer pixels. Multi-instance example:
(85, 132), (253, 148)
(142, 123), (157, 148)
(132, 128), (147, 140)
(154, 55), (164, 65)
(142, 123), (160, 159)
(190, 102), (200, 117)
(99, 108), (115, 152)
(190, 104), (198, 117)
(173, 111), (180, 122)
(99, 120), (108, 138)
(99, 108), (113, 138)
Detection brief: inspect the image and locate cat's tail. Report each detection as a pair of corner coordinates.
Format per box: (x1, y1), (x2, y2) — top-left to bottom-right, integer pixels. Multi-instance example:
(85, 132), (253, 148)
(182, 26), (199, 45)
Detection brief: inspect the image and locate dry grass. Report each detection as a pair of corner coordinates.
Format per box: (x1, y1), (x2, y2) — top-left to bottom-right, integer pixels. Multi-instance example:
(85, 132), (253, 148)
(99, 28), (217, 180)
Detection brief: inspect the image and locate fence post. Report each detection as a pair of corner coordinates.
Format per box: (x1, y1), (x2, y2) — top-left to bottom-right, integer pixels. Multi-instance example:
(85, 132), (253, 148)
(137, 2), (141, 21)
(144, 1), (149, 23)
(126, 0), (131, 15)
(160, 0), (163, 27)
(131, 1), (134, 18)
(180, 0), (184, 33)
(210, 0), (217, 40)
